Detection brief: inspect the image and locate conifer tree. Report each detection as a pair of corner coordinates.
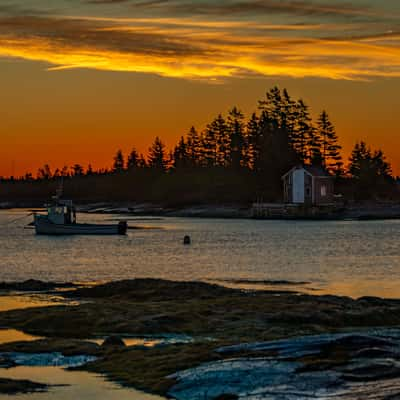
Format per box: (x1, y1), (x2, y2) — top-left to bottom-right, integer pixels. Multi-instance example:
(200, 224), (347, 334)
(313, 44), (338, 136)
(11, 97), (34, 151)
(281, 88), (297, 135)
(293, 99), (313, 163)
(348, 141), (393, 198)
(173, 136), (189, 169)
(148, 137), (167, 171)
(212, 114), (229, 167)
(127, 148), (139, 171)
(259, 86), (283, 124)
(72, 164), (84, 176)
(308, 126), (323, 166)
(257, 112), (295, 186)
(202, 119), (219, 167)
(37, 164), (52, 180)
(186, 126), (201, 167)
(227, 107), (245, 169)
(113, 150), (125, 173)
(244, 112), (259, 170)
(317, 111), (342, 174)
(137, 154), (147, 169)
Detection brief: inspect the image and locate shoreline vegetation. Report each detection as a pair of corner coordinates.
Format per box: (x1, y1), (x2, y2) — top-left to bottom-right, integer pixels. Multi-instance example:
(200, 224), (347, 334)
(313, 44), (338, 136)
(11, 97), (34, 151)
(1, 279), (400, 398)
(1, 87), (398, 210)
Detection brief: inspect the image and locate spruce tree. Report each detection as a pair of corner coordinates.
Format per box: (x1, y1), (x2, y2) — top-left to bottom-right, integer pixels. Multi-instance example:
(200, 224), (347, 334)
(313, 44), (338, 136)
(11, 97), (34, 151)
(259, 86), (283, 124)
(173, 136), (189, 169)
(244, 112), (260, 170)
(137, 154), (147, 169)
(37, 164), (52, 180)
(211, 114), (229, 167)
(127, 148), (139, 171)
(317, 111), (342, 174)
(348, 141), (393, 199)
(293, 99), (313, 163)
(148, 137), (167, 171)
(186, 126), (201, 167)
(202, 119), (219, 167)
(113, 150), (125, 173)
(227, 107), (245, 170)
(72, 164), (84, 176)
(281, 88), (297, 136)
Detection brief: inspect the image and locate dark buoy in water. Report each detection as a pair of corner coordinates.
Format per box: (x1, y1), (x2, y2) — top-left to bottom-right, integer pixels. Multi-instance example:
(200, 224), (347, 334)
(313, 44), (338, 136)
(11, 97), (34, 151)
(183, 235), (191, 245)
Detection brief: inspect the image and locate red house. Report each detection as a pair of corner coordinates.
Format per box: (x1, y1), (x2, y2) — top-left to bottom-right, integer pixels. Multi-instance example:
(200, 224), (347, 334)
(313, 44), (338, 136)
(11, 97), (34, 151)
(282, 165), (334, 205)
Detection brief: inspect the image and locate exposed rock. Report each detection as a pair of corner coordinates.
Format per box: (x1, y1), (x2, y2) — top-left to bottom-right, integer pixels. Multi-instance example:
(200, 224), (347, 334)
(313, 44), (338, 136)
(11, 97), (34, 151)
(0, 338), (101, 357)
(102, 335), (126, 348)
(0, 280), (75, 293)
(1, 352), (96, 367)
(170, 330), (400, 400)
(213, 394), (238, 400)
(0, 378), (48, 394)
(0, 355), (15, 368)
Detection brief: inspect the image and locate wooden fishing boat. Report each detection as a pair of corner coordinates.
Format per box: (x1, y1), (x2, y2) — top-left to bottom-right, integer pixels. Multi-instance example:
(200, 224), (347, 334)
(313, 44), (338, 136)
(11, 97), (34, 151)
(33, 197), (127, 236)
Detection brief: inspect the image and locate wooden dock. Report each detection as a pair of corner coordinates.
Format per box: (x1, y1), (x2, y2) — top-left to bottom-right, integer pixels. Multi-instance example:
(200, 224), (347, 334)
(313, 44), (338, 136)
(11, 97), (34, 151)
(251, 202), (339, 219)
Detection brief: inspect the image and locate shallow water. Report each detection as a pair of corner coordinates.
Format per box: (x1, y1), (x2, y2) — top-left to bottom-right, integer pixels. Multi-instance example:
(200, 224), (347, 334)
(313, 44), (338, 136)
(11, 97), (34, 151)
(1, 210), (400, 298)
(0, 329), (41, 345)
(0, 366), (165, 400)
(0, 294), (75, 313)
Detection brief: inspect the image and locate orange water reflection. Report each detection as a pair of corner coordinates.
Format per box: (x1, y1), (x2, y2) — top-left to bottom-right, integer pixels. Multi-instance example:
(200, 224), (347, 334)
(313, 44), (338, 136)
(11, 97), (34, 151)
(0, 295), (77, 312)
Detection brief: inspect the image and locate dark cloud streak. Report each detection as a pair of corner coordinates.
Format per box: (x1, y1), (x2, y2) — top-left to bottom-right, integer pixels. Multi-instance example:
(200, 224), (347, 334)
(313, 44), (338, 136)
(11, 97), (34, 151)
(129, 0), (375, 18)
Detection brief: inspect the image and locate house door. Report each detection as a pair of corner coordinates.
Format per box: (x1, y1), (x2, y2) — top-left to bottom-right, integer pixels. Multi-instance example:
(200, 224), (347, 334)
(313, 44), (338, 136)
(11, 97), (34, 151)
(292, 170), (305, 203)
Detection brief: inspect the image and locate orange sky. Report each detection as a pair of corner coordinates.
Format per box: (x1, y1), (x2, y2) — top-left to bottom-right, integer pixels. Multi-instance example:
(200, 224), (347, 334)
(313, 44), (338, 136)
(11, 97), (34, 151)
(1, 0), (400, 176)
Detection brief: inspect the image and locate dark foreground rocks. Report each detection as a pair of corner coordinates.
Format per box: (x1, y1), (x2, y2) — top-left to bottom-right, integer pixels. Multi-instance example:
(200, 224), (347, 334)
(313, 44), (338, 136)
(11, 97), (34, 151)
(1, 279), (400, 398)
(168, 330), (400, 399)
(0, 377), (47, 394)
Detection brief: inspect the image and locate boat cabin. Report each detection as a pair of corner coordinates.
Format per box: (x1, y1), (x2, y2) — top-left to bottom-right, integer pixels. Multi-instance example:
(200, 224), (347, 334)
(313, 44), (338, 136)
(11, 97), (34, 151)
(33, 191), (127, 235)
(46, 198), (76, 225)
(282, 165), (334, 206)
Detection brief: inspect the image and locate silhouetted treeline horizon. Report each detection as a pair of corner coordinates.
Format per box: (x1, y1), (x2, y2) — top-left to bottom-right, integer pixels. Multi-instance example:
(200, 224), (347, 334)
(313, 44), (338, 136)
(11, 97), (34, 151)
(1, 87), (397, 204)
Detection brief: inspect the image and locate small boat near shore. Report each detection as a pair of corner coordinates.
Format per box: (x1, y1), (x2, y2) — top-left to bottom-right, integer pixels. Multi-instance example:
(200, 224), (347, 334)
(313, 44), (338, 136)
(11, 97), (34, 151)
(33, 195), (127, 236)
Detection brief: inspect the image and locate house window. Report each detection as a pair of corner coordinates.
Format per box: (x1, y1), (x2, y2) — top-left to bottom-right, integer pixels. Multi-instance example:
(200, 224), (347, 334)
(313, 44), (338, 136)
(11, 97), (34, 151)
(321, 185), (327, 197)
(306, 188), (311, 197)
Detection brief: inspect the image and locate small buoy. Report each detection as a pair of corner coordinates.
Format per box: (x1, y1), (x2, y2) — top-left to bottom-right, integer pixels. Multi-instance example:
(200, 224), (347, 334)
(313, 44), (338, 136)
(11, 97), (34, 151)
(183, 235), (191, 245)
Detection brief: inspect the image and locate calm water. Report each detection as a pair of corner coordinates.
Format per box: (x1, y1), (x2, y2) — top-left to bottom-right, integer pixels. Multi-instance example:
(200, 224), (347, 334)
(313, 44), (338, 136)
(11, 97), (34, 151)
(0, 366), (164, 400)
(1, 210), (400, 298)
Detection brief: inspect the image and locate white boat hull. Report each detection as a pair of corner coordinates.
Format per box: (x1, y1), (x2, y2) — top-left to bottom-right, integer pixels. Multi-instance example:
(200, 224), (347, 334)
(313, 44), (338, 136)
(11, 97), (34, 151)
(34, 217), (127, 236)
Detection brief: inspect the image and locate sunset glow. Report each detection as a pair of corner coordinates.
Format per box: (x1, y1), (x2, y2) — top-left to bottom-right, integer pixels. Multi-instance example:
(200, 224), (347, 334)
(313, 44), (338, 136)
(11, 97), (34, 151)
(1, 0), (400, 176)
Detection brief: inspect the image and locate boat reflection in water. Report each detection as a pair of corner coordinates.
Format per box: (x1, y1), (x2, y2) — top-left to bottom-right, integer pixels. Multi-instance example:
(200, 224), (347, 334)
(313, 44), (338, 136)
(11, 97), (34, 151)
(33, 196), (127, 236)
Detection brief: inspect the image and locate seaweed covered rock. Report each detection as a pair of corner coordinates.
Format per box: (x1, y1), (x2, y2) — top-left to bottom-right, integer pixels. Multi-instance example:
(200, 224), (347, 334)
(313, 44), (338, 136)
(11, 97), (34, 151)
(0, 280), (74, 292)
(68, 279), (236, 301)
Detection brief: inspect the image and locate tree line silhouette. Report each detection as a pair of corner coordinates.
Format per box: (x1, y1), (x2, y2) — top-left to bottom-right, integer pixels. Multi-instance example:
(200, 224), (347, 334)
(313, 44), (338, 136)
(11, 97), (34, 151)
(1, 87), (396, 204)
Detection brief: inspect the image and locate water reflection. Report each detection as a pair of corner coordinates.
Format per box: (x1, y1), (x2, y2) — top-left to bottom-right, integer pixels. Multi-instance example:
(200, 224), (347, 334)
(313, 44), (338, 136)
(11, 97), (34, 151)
(0, 295), (77, 313)
(0, 366), (166, 400)
(0, 330), (41, 345)
(1, 211), (400, 299)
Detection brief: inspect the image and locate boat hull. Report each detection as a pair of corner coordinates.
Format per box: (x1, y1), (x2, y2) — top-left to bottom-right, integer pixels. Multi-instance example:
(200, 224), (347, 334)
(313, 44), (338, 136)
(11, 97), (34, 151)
(34, 218), (127, 236)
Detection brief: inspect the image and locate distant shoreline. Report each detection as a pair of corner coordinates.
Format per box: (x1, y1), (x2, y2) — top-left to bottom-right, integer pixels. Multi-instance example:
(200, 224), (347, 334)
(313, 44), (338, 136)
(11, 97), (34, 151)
(3, 201), (400, 221)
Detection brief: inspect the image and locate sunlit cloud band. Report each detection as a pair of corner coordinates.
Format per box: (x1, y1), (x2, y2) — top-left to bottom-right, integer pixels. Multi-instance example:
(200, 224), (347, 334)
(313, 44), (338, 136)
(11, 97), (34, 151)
(0, 15), (400, 80)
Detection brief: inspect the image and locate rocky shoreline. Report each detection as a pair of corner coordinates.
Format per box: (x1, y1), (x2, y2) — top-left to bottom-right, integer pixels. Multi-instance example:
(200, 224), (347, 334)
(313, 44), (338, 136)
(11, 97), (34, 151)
(1, 279), (400, 398)
(3, 201), (400, 220)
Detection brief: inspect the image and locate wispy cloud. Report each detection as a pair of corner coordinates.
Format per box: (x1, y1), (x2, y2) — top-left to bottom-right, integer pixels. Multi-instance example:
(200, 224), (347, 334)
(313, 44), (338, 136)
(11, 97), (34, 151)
(0, 1), (399, 81)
